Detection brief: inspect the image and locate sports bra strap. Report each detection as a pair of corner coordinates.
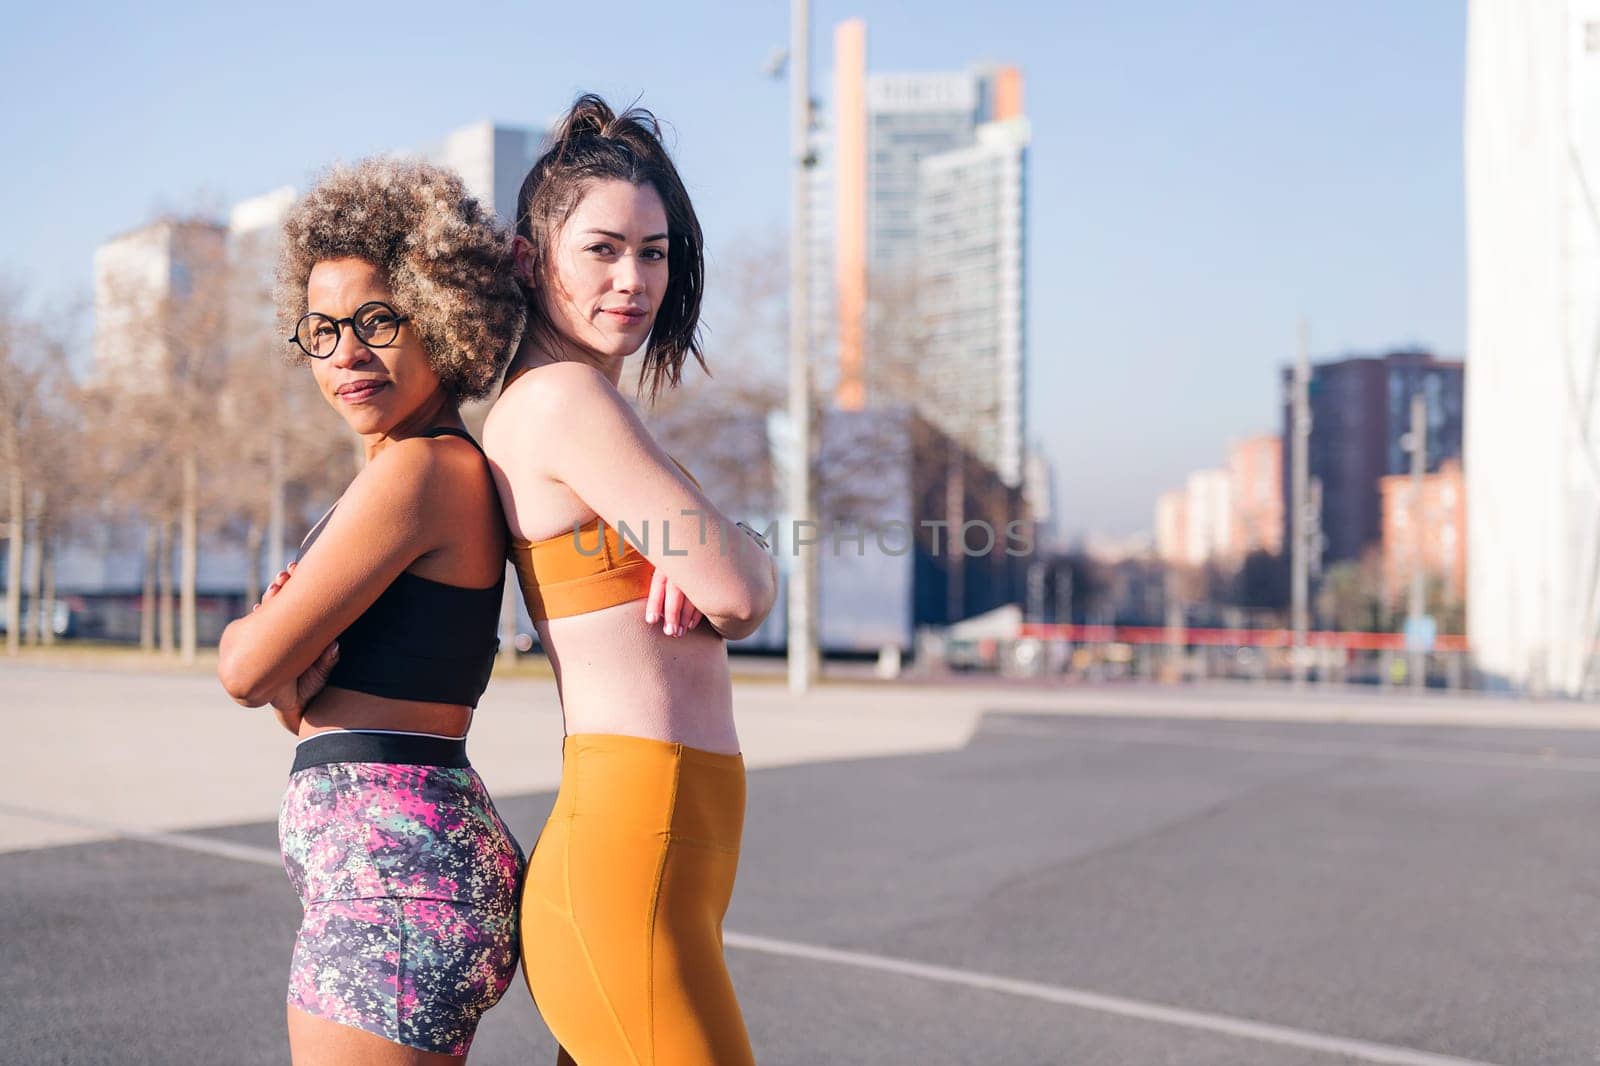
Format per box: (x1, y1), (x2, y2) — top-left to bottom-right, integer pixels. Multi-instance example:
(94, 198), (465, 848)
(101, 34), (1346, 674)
(419, 425), (487, 457)
(297, 426), (487, 558)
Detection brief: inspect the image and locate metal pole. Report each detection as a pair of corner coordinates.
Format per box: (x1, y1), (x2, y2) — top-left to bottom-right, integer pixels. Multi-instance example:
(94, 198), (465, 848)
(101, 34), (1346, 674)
(786, 0), (817, 694)
(1408, 392), (1427, 691)
(1290, 318), (1311, 686)
(268, 435), (285, 569)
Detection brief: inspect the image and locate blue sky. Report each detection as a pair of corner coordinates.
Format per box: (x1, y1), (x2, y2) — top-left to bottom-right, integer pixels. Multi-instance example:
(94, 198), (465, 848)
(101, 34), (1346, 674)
(0, 1), (1465, 536)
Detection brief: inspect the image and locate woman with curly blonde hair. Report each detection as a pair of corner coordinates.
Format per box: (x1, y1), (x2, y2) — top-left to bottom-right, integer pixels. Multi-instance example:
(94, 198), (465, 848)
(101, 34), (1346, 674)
(485, 94), (776, 1065)
(218, 158), (527, 1065)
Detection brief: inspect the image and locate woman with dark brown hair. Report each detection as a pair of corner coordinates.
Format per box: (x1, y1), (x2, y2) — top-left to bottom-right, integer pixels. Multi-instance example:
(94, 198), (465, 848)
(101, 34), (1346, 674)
(483, 95), (776, 1065)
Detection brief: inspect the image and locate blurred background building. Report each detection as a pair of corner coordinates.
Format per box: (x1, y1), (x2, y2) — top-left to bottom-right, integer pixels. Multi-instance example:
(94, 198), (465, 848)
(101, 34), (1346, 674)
(1466, 0), (1600, 695)
(421, 121), (545, 223)
(1280, 349), (1463, 567)
(1380, 458), (1465, 612)
(92, 219), (226, 388)
(827, 19), (1030, 490)
(734, 18), (1038, 654)
(1153, 436), (1282, 570)
(1149, 349), (1462, 645)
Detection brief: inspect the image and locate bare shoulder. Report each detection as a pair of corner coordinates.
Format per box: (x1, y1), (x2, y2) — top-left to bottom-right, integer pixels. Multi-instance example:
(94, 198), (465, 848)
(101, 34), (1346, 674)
(351, 434), (485, 512)
(494, 361), (617, 417)
(486, 363), (635, 456)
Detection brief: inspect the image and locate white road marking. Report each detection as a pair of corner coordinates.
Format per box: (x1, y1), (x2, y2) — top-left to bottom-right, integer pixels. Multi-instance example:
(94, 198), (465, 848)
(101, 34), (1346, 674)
(0, 803), (283, 867)
(722, 931), (1505, 1066)
(0, 796), (1510, 1066)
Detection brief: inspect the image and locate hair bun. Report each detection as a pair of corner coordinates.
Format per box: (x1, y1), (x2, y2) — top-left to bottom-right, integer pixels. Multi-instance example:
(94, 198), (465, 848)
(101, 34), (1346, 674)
(554, 92), (665, 149)
(558, 93), (615, 142)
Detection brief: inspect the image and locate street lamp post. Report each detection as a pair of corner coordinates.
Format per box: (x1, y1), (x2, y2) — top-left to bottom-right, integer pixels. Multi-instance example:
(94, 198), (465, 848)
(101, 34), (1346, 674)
(1290, 318), (1312, 686)
(785, 0), (819, 694)
(1406, 392), (1428, 691)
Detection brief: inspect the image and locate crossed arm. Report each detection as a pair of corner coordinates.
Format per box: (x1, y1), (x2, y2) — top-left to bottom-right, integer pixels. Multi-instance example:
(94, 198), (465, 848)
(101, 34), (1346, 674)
(485, 362), (777, 641)
(216, 439), (455, 710)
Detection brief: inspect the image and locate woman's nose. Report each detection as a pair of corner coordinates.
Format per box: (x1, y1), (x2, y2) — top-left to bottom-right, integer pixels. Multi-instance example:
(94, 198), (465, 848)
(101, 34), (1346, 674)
(613, 255), (645, 293)
(328, 326), (374, 367)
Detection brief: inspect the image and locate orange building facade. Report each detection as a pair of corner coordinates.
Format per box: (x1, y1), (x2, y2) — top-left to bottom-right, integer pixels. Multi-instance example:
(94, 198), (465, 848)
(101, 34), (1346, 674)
(1226, 434), (1283, 559)
(1379, 459), (1466, 608)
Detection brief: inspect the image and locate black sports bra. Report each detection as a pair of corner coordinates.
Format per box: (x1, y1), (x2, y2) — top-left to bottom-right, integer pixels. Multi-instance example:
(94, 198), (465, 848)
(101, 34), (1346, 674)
(298, 427), (504, 708)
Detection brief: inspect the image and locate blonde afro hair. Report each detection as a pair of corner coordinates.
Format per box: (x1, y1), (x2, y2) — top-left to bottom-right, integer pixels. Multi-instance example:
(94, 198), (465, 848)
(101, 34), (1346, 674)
(277, 157), (525, 401)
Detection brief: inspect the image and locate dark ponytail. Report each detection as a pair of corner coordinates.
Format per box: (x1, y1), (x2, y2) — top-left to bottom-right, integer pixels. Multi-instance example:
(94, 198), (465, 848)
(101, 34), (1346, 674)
(515, 94), (705, 401)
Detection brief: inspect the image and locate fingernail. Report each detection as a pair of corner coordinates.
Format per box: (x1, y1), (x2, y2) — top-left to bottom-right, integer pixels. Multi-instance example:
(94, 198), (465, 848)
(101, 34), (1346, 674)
(645, 611), (657, 624)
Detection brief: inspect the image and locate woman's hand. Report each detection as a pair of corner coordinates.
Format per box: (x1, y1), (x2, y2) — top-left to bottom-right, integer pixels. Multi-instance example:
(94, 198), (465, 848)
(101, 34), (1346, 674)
(268, 643), (341, 735)
(644, 567), (702, 638)
(255, 564), (340, 733)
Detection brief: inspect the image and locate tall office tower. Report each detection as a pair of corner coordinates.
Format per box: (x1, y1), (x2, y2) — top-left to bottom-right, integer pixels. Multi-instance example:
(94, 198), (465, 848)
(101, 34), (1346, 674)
(828, 19), (1028, 485)
(918, 117), (1030, 487)
(1466, 1), (1600, 694)
(93, 219), (227, 389)
(832, 19), (868, 410)
(422, 121), (546, 224)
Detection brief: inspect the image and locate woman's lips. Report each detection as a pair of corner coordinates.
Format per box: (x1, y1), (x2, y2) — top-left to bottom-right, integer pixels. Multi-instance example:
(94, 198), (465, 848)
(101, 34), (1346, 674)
(337, 380), (388, 404)
(603, 309), (647, 325)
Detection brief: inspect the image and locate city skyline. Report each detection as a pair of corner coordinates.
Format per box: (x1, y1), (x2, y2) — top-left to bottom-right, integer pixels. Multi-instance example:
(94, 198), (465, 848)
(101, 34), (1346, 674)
(0, 1), (1467, 536)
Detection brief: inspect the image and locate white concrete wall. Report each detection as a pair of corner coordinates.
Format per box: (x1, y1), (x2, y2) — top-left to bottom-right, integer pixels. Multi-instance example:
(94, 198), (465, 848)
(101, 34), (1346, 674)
(1466, 0), (1600, 693)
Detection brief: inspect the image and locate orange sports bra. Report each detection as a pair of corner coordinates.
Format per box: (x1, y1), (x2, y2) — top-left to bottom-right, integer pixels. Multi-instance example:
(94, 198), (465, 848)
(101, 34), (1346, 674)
(502, 362), (701, 622)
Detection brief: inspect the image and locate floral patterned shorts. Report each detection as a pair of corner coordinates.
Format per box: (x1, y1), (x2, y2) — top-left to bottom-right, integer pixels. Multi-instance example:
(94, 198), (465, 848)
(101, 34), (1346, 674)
(278, 731), (524, 1055)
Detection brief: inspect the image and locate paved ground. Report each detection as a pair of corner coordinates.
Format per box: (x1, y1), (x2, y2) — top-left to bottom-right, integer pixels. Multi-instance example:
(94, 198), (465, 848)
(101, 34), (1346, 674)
(5, 662), (1600, 1064)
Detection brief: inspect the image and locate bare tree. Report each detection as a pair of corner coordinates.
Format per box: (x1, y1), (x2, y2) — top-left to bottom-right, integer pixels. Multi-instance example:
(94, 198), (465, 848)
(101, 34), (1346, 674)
(211, 243), (352, 605)
(0, 285), (32, 655)
(95, 217), (233, 660)
(0, 286), (83, 652)
(644, 232), (787, 509)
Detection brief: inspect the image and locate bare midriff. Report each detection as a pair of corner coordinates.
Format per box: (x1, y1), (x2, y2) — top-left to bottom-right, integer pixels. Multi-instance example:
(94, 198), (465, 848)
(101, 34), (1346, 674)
(296, 689), (473, 740)
(538, 597), (738, 754)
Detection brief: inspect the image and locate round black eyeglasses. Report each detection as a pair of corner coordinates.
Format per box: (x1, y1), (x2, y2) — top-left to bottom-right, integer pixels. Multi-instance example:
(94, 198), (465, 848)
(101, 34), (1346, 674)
(290, 302), (411, 359)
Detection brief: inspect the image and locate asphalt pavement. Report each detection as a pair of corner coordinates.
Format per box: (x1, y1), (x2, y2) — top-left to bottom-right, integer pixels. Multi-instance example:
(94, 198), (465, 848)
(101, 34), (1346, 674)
(6, 668), (1600, 1064)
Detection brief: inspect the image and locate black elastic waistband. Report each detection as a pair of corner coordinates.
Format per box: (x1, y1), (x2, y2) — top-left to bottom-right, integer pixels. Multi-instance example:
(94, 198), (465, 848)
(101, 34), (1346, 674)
(291, 731), (470, 774)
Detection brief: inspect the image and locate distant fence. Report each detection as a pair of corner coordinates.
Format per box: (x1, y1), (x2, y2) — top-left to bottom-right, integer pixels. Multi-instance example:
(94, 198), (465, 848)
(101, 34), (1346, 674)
(917, 621), (1472, 687)
(1018, 622), (1468, 654)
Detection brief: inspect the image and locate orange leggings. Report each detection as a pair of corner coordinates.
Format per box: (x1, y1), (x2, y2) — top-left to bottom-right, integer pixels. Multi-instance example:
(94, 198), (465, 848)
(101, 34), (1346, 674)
(521, 733), (755, 1066)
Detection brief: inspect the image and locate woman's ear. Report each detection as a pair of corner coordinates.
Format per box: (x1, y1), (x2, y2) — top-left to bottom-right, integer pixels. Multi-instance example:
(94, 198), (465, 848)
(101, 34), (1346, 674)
(511, 235), (536, 287)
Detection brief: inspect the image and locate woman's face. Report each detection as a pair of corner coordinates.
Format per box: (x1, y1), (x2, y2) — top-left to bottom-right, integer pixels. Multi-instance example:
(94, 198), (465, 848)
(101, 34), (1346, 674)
(304, 258), (442, 437)
(531, 179), (670, 362)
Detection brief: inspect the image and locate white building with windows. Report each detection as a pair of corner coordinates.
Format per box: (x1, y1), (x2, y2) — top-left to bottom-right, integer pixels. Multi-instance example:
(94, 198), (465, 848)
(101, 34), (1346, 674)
(917, 117), (1029, 488)
(865, 72), (990, 278)
(421, 120), (546, 224)
(1466, 0), (1600, 693)
(92, 219), (226, 388)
